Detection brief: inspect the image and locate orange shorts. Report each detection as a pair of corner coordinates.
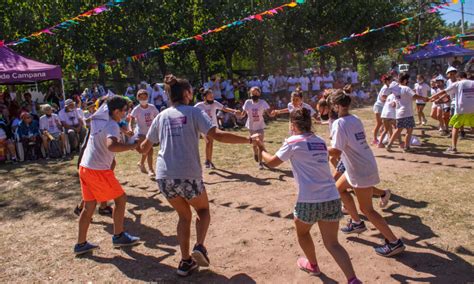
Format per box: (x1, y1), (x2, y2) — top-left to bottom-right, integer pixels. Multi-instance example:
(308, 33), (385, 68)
(79, 166), (124, 202)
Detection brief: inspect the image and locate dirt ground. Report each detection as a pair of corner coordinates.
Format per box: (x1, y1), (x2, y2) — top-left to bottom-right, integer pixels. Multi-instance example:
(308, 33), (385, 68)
(1, 105), (473, 283)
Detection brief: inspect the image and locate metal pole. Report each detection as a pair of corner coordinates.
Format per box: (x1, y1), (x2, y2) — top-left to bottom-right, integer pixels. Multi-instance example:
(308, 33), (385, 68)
(61, 78), (66, 101)
(461, 1), (465, 34)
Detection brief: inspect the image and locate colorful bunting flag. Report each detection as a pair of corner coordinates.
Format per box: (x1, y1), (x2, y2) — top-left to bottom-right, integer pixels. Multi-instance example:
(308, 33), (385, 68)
(303, 2), (450, 55)
(3, 0), (125, 47)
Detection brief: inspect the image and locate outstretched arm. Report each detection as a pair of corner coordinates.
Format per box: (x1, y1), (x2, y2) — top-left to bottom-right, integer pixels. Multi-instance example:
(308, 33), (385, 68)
(207, 127), (251, 144)
(254, 139), (284, 168)
(107, 136), (138, 153)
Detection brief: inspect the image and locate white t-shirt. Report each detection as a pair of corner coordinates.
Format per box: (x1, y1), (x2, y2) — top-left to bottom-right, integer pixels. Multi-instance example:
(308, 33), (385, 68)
(395, 85), (416, 119)
(323, 75), (334, 88)
(287, 77), (297, 92)
(131, 104), (159, 135)
(276, 134), (340, 203)
(350, 71), (359, 84)
(59, 108), (84, 127)
(207, 81), (222, 99)
(80, 119), (121, 170)
(243, 99), (270, 131)
(299, 76), (310, 91)
(389, 81), (401, 97)
(225, 83), (235, 99)
(288, 102), (316, 117)
(374, 85), (390, 108)
(39, 114), (62, 134)
(445, 79), (474, 114)
(331, 115), (380, 188)
(447, 79), (456, 107)
(414, 82), (430, 104)
(311, 75), (322, 91)
(381, 94), (397, 119)
(194, 101), (224, 126)
(262, 80), (271, 93)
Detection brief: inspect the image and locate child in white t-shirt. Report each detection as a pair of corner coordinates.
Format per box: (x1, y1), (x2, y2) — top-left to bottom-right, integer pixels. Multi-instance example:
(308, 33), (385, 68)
(242, 87), (274, 169)
(414, 75), (430, 125)
(378, 93), (397, 148)
(272, 91), (317, 134)
(129, 90), (159, 176)
(328, 90), (405, 257)
(195, 89), (240, 169)
(254, 108), (360, 283)
(387, 73), (428, 152)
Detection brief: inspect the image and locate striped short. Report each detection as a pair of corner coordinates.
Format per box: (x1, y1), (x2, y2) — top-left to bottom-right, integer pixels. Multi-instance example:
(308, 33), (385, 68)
(294, 199), (343, 224)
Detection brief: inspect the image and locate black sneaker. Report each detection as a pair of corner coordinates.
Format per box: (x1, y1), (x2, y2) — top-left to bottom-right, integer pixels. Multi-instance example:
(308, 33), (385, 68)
(374, 239), (405, 257)
(177, 258), (198, 277)
(74, 205), (82, 216)
(341, 219), (367, 234)
(254, 154), (259, 162)
(191, 244), (210, 267)
(204, 161), (211, 169)
(98, 205), (113, 216)
(460, 130), (466, 139)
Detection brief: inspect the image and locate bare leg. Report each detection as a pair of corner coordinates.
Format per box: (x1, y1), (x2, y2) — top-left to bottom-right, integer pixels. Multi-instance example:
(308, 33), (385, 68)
(205, 137), (213, 162)
(318, 220), (356, 280)
(167, 196), (193, 260)
(405, 128), (413, 149)
(78, 200), (97, 243)
(336, 175), (360, 222)
(354, 187), (397, 242)
(146, 148), (154, 171)
(294, 218), (317, 264)
(113, 194), (127, 235)
(452, 127), (460, 149)
(373, 113), (382, 142)
(188, 190), (210, 246)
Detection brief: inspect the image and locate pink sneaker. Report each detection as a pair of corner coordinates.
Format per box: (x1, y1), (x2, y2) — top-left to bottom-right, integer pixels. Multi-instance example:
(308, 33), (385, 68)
(371, 139), (379, 146)
(348, 276), (363, 284)
(297, 257), (321, 276)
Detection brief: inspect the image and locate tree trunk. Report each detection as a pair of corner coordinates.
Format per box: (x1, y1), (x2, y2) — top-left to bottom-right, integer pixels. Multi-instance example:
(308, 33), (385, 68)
(156, 52), (167, 80)
(224, 49), (234, 78)
(194, 47), (208, 84)
(335, 53), (342, 70)
(98, 63), (106, 85)
(350, 48), (358, 69)
(366, 52), (375, 81)
(256, 35), (265, 74)
(297, 53), (304, 75)
(320, 53), (327, 71)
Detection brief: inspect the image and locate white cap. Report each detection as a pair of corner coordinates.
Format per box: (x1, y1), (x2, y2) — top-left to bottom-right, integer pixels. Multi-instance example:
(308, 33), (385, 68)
(435, 75), (446, 82)
(446, 66), (457, 75)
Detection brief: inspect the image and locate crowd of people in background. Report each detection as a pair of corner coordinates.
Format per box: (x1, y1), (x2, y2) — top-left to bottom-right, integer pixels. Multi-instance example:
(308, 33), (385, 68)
(1, 61), (473, 164)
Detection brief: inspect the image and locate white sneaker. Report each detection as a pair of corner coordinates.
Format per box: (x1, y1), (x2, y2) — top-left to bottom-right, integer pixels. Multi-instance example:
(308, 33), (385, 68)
(379, 189), (391, 208)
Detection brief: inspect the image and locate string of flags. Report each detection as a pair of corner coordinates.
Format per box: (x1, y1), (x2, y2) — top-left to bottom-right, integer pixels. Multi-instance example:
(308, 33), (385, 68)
(394, 34), (465, 54)
(0, 0), (125, 48)
(90, 0), (305, 69)
(302, 2), (451, 55)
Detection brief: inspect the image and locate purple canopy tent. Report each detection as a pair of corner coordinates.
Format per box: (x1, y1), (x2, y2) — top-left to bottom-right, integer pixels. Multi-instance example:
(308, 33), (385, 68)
(0, 46), (64, 99)
(403, 43), (474, 62)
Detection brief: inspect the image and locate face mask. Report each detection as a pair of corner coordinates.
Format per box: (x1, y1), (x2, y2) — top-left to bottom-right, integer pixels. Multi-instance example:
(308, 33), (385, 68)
(139, 100), (148, 106)
(251, 95), (259, 102)
(206, 100), (214, 104)
(46, 114), (52, 117)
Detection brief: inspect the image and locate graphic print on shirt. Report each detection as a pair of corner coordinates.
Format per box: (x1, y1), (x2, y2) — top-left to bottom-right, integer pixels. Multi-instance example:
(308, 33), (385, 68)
(307, 142), (328, 162)
(252, 108), (260, 122)
(168, 116), (187, 137)
(144, 112), (154, 127)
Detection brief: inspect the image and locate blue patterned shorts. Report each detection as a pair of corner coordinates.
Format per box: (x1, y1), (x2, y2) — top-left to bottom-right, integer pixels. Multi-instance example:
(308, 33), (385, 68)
(294, 199), (343, 224)
(396, 116), (415, 129)
(157, 179), (205, 200)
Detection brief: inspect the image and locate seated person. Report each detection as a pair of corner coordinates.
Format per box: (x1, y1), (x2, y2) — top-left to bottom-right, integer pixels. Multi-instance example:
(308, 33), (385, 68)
(17, 112), (42, 160)
(59, 99), (86, 151)
(39, 104), (66, 158)
(0, 115), (18, 163)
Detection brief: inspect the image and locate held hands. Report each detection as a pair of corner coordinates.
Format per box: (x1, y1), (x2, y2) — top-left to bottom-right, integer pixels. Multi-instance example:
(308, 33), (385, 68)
(250, 134), (265, 151)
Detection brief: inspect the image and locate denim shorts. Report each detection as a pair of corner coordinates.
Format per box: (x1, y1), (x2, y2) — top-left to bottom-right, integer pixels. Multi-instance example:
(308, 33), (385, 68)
(157, 179), (205, 200)
(294, 199), (343, 224)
